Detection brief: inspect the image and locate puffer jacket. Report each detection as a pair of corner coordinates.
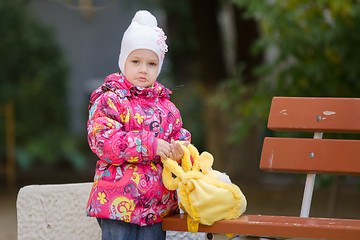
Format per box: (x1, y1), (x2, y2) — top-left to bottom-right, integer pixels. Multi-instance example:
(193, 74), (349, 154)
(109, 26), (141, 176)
(86, 72), (191, 226)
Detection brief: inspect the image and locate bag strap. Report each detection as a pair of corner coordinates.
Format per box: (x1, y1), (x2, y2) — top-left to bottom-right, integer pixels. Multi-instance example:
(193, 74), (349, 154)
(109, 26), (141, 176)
(184, 183), (201, 233)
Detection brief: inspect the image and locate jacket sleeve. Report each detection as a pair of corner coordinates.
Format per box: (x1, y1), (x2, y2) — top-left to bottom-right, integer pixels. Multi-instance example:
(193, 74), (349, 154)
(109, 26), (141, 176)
(170, 120), (192, 164)
(169, 105), (191, 142)
(171, 127), (191, 143)
(87, 92), (157, 165)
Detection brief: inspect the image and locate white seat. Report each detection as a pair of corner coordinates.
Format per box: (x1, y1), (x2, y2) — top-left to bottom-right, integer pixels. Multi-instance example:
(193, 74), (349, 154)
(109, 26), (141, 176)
(17, 183), (101, 240)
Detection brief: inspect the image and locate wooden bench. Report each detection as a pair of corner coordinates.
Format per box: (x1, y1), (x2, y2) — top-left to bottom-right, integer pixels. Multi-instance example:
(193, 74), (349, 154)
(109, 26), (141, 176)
(162, 96), (360, 240)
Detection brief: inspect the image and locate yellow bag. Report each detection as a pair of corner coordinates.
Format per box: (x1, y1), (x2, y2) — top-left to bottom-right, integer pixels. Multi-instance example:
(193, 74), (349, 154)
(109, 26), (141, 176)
(161, 142), (247, 233)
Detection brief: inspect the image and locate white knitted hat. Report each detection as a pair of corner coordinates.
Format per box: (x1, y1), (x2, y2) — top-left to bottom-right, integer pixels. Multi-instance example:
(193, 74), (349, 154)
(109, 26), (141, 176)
(118, 10), (168, 76)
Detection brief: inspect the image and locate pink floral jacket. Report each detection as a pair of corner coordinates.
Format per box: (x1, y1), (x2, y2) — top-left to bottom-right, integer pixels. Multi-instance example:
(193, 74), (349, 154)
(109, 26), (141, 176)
(86, 73), (191, 226)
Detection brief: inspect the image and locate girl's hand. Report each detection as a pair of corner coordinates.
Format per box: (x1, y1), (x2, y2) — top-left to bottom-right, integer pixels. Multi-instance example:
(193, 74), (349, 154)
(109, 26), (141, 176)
(169, 140), (189, 162)
(156, 139), (171, 160)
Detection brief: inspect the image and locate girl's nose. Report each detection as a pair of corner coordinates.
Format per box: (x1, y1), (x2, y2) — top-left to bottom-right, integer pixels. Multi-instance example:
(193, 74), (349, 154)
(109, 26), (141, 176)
(139, 63), (147, 73)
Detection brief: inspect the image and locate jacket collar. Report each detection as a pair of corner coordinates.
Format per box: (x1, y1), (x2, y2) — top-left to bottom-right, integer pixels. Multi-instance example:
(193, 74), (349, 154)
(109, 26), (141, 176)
(104, 73), (172, 99)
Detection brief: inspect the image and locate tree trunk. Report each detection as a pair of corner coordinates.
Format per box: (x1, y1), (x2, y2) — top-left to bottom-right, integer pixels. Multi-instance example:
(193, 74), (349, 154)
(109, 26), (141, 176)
(191, 1), (263, 182)
(164, 0), (263, 183)
(233, 7), (262, 84)
(189, 0), (228, 172)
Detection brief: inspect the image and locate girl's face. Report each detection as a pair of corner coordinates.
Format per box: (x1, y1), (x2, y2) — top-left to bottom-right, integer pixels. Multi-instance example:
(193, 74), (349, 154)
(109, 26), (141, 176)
(124, 49), (159, 88)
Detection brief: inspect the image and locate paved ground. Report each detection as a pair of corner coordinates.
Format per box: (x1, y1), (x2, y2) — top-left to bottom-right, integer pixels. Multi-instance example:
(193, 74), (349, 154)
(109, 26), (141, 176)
(0, 190), (17, 240)
(1, 169), (360, 240)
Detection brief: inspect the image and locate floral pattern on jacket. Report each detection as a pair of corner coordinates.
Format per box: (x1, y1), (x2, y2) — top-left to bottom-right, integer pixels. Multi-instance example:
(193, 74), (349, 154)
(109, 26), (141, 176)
(86, 73), (191, 226)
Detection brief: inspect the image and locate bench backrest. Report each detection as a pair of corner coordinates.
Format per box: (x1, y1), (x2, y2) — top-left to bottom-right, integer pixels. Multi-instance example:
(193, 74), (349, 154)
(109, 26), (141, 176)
(260, 97), (360, 175)
(259, 97), (360, 217)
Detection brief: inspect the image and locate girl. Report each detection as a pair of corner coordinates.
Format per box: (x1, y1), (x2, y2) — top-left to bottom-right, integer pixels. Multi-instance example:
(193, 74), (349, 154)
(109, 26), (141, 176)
(86, 10), (191, 240)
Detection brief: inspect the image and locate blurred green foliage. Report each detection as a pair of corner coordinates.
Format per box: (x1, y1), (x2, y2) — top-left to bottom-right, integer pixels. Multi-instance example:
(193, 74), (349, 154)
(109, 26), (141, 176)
(213, 0), (360, 142)
(0, 0), (85, 169)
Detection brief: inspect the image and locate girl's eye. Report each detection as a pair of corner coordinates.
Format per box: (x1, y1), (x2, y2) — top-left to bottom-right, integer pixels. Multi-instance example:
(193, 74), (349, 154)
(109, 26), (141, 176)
(132, 60), (139, 64)
(149, 62), (157, 67)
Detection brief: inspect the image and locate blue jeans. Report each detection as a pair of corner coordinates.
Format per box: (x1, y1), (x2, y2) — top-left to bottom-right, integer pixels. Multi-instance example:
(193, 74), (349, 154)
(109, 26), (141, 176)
(97, 218), (166, 240)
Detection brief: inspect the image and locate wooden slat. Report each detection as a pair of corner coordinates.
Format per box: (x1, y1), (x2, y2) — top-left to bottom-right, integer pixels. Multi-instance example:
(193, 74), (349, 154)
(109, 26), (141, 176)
(260, 137), (360, 175)
(268, 97), (360, 133)
(162, 214), (360, 240)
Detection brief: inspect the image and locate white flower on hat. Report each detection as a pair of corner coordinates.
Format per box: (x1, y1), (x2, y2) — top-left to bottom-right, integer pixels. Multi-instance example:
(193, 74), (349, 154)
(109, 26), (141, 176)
(118, 10), (168, 76)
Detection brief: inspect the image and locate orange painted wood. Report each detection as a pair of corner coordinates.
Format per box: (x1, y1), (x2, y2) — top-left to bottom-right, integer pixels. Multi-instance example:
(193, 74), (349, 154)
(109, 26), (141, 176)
(268, 97), (360, 132)
(162, 214), (360, 240)
(260, 137), (360, 175)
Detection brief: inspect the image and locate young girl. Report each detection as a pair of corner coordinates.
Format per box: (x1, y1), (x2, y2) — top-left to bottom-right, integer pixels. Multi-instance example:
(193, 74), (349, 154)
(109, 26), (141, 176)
(86, 10), (191, 240)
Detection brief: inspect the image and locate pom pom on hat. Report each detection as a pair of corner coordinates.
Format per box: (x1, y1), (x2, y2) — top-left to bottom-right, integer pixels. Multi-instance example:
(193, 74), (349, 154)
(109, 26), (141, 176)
(118, 10), (168, 77)
(131, 10), (157, 27)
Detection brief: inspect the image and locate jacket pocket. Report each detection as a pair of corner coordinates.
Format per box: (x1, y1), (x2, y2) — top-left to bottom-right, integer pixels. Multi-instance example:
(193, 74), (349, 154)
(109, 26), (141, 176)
(97, 167), (134, 189)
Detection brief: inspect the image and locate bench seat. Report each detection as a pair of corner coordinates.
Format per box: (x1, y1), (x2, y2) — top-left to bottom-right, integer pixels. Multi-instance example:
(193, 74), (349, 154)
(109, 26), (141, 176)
(163, 213), (360, 240)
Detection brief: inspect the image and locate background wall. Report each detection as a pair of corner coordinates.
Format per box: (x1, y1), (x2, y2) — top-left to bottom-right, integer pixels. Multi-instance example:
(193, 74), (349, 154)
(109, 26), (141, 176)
(29, 0), (164, 134)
